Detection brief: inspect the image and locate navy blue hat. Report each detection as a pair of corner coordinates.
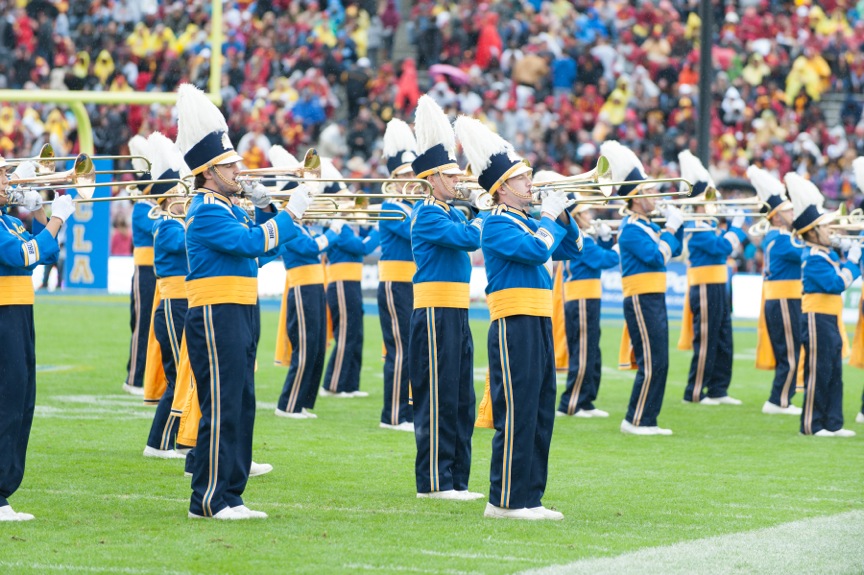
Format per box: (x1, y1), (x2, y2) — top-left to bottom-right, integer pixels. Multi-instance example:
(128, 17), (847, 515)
(786, 172), (833, 234)
(411, 95), (462, 179)
(176, 84), (243, 176)
(454, 116), (531, 195)
(382, 118), (418, 176)
(748, 165), (791, 219)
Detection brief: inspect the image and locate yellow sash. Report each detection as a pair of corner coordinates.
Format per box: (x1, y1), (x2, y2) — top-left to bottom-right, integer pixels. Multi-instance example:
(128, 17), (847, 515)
(173, 335), (201, 448)
(618, 323), (637, 370)
(413, 281), (471, 309)
(274, 275), (293, 366)
(133, 246), (154, 266)
(474, 370), (494, 429)
(0, 276), (35, 305)
(378, 260), (416, 283)
(617, 272), (665, 370)
(678, 265), (729, 351)
(487, 288), (553, 321)
(755, 280), (803, 370)
(851, 292), (864, 369)
(142, 281), (168, 404)
(552, 264), (568, 371)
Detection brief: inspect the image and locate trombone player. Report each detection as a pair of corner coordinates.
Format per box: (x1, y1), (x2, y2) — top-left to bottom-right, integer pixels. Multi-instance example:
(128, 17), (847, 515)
(604, 140), (683, 436)
(748, 166), (804, 416)
(677, 151), (746, 406)
(0, 156), (75, 521)
(176, 84), (312, 520)
(377, 118), (418, 431)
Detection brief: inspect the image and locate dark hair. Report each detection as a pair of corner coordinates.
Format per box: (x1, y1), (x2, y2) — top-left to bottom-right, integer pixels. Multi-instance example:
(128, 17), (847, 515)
(802, 229), (819, 245)
(194, 173), (206, 189)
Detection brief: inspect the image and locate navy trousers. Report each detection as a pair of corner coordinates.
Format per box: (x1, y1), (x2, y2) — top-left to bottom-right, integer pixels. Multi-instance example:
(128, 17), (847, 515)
(623, 293), (669, 427)
(146, 297), (187, 451)
(278, 284), (327, 413)
(187, 303), (258, 517)
(126, 264), (156, 389)
(0, 305), (35, 508)
(764, 298), (801, 407)
(800, 312), (845, 434)
(488, 315), (556, 509)
(323, 280), (364, 393)
(410, 307), (474, 493)
(378, 281), (414, 425)
(558, 298), (602, 415)
(684, 283), (734, 402)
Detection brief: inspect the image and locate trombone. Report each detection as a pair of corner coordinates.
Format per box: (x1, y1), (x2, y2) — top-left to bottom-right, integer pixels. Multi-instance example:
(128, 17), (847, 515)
(7, 143), (151, 176)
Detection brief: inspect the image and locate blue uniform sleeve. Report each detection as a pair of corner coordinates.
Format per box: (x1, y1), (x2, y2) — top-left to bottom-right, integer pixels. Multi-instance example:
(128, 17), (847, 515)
(0, 223), (59, 269)
(597, 236), (615, 250)
(620, 223), (679, 266)
(805, 253), (861, 293)
(255, 206), (278, 225)
(687, 227), (736, 257)
(380, 202), (412, 240)
(483, 215), (567, 266)
(412, 204), (481, 251)
(550, 216), (583, 261)
(335, 227), (380, 255)
(187, 203), (298, 258)
(578, 238), (620, 270)
(155, 219), (186, 254)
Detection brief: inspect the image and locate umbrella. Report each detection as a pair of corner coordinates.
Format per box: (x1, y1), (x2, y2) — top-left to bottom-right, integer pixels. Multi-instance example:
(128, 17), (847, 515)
(26, 0), (59, 19)
(428, 64), (470, 86)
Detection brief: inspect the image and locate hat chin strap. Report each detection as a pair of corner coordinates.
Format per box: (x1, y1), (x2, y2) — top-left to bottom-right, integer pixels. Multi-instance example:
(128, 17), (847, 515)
(502, 180), (531, 200)
(210, 165), (241, 194)
(434, 172), (464, 200)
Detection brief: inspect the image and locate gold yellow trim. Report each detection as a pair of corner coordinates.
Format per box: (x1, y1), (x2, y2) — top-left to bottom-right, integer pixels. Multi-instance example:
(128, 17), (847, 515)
(186, 276), (258, 307)
(326, 262), (363, 282)
(416, 163), (459, 180)
(379, 260), (416, 283)
(189, 151), (238, 176)
(0, 276), (34, 305)
(687, 265), (728, 286)
(414, 281), (470, 309)
(288, 264), (326, 286)
(488, 162), (530, 196)
(563, 279), (602, 301)
(487, 287), (553, 321)
(802, 293), (842, 316)
(157, 276), (187, 300)
(622, 272), (666, 297)
(764, 279), (802, 300)
(133, 247), (155, 266)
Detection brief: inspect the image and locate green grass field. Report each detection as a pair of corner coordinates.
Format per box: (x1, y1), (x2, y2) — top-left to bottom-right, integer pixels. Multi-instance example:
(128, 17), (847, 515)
(2, 295), (863, 574)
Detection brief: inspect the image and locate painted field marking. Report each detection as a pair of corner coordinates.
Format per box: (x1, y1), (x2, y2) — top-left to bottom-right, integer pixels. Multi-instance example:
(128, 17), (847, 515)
(0, 561), (193, 575)
(519, 510), (864, 575)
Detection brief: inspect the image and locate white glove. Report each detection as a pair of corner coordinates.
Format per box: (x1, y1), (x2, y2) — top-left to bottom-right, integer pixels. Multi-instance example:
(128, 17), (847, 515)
(11, 160), (38, 181)
(22, 190), (43, 211)
(664, 206), (684, 233)
(241, 181), (272, 209)
(833, 236), (853, 251)
(730, 209), (745, 229)
(286, 186), (312, 220)
(329, 219), (346, 235)
(50, 194), (75, 222)
(847, 241), (862, 265)
(540, 193), (568, 220)
(597, 221), (612, 242)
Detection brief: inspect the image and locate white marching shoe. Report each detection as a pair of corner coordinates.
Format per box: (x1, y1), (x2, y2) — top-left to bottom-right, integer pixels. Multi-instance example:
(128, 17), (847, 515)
(813, 429), (836, 437)
(231, 505), (268, 519)
(582, 408), (609, 418)
(696, 397), (720, 405)
(319, 388), (353, 398)
(484, 503), (543, 520)
(379, 421), (415, 432)
(832, 429), (856, 437)
(762, 401), (802, 416)
(573, 410), (593, 418)
(856, 412), (864, 424)
(301, 408), (318, 419)
(713, 395), (742, 405)
(620, 419), (672, 436)
(249, 461), (273, 477)
(350, 390), (369, 398)
(528, 506), (564, 520)
(456, 490), (485, 500)
(143, 446), (187, 459)
(274, 408), (309, 419)
(417, 490), (478, 501)
(122, 382), (144, 396)
(188, 507), (245, 520)
(0, 505), (34, 521)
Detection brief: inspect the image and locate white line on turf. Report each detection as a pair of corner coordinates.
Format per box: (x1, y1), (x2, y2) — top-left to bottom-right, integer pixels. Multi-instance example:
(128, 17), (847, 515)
(0, 561), (193, 575)
(518, 511), (864, 575)
(344, 563), (481, 575)
(419, 550), (535, 563)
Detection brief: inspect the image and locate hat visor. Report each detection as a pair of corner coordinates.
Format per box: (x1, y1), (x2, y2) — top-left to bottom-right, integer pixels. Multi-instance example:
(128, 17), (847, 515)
(393, 164), (415, 176)
(507, 164), (533, 181)
(442, 166), (464, 175)
(215, 153), (244, 166)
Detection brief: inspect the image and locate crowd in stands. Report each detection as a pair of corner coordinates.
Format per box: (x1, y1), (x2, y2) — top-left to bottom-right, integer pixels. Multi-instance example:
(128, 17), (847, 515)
(3, 0), (864, 272)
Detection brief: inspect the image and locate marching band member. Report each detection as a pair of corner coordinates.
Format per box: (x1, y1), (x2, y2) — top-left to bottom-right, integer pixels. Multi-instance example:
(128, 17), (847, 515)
(263, 146), (339, 419)
(786, 173), (859, 437)
(749, 166), (804, 416)
(123, 135), (157, 396)
(548, 174), (619, 419)
(677, 151), (746, 405)
(456, 117), (582, 520)
(142, 132), (191, 459)
(320, 158), (380, 398)
(176, 84), (312, 520)
(377, 119), (418, 431)
(605, 140), (683, 436)
(409, 95), (482, 501)
(0, 158), (74, 521)
(849, 157), (864, 426)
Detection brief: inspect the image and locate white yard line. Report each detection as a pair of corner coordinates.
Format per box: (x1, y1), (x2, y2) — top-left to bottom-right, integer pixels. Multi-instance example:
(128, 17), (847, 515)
(520, 511), (864, 575)
(0, 561), (193, 575)
(419, 550), (535, 563)
(344, 563), (481, 575)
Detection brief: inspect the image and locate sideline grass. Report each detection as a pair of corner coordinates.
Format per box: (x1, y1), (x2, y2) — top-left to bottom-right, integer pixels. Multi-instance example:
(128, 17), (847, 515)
(2, 295), (862, 574)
